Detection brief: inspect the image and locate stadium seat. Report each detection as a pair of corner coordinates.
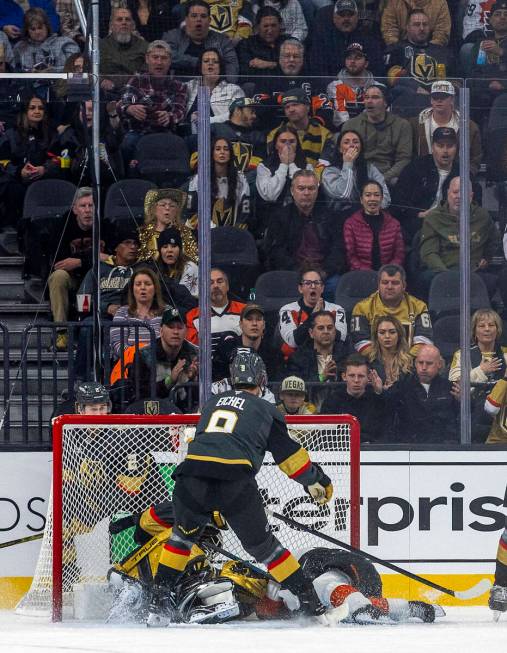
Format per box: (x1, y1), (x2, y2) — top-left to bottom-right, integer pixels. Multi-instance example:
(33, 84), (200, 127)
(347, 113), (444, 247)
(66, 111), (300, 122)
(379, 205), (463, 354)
(254, 271), (300, 313)
(428, 271), (491, 319)
(21, 180), (78, 277)
(211, 227), (259, 300)
(432, 315), (461, 362)
(334, 270), (378, 314)
(104, 180), (157, 225)
(211, 227), (259, 267)
(22, 179), (77, 221)
(133, 133), (190, 187)
(254, 270), (300, 338)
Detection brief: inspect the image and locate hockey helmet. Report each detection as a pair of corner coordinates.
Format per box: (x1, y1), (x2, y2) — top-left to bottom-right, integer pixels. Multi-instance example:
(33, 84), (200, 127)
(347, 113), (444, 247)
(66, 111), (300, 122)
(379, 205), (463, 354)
(75, 382), (111, 409)
(229, 350), (267, 390)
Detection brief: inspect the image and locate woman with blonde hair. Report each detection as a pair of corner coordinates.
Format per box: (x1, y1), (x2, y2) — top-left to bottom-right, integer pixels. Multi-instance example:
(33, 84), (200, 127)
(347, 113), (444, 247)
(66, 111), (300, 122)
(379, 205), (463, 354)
(368, 315), (413, 389)
(449, 308), (507, 383)
(137, 188), (198, 263)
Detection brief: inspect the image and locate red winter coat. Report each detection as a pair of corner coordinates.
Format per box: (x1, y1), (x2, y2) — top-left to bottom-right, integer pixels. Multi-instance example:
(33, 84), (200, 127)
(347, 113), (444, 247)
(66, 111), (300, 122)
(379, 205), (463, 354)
(343, 209), (405, 271)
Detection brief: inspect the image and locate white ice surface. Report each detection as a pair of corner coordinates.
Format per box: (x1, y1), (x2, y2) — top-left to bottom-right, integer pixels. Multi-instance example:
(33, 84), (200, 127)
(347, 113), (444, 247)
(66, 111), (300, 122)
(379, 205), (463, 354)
(0, 608), (505, 653)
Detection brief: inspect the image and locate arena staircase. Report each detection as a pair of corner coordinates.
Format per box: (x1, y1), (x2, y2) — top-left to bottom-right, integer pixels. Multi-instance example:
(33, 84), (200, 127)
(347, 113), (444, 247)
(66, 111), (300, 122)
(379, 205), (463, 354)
(0, 229), (63, 447)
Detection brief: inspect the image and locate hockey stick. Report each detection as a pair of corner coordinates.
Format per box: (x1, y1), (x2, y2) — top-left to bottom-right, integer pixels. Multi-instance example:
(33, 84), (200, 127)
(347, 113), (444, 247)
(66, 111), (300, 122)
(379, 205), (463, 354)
(268, 510), (492, 600)
(0, 533), (43, 549)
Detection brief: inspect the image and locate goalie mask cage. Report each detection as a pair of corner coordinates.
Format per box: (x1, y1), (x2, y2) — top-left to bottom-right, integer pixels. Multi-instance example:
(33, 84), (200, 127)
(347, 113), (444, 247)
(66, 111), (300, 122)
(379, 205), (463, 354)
(16, 413), (360, 622)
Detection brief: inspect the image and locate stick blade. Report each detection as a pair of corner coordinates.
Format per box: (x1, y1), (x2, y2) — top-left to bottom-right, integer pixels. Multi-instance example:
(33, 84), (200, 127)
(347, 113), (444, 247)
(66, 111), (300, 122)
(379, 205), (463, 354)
(454, 578), (492, 600)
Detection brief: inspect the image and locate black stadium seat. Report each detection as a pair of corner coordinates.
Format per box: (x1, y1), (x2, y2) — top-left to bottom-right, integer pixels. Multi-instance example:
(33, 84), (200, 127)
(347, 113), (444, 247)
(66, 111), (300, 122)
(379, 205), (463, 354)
(22, 180), (78, 277)
(432, 315), (461, 362)
(104, 180), (157, 226)
(334, 270), (378, 314)
(254, 271), (300, 313)
(211, 227), (259, 300)
(133, 133), (190, 187)
(22, 179), (77, 221)
(428, 271), (491, 319)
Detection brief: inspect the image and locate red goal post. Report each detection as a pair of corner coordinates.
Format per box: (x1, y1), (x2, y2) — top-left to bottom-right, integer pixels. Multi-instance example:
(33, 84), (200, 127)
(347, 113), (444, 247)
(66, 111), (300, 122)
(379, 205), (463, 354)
(34, 413), (360, 621)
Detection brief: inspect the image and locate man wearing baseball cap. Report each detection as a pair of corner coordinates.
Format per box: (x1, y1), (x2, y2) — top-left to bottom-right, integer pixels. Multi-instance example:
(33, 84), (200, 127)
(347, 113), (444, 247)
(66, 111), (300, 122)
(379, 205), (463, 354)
(276, 376), (316, 416)
(266, 87), (334, 168)
(210, 97), (265, 172)
(131, 306), (199, 404)
(212, 303), (283, 382)
(393, 126), (459, 239)
(410, 79), (482, 176)
(309, 0), (385, 77)
(326, 41), (375, 126)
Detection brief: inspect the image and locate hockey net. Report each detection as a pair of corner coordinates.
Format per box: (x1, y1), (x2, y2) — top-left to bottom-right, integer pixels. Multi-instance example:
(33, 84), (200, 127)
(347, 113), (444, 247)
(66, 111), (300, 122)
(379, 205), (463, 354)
(16, 414), (360, 621)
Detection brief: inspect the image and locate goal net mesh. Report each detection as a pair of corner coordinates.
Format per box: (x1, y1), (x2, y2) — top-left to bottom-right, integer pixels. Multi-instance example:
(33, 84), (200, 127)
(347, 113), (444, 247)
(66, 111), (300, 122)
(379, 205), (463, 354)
(16, 415), (359, 619)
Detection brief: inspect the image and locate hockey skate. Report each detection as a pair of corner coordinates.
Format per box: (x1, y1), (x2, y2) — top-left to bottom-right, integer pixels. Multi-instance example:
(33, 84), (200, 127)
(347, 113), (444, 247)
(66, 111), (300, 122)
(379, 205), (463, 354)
(489, 585), (507, 621)
(146, 586), (179, 627)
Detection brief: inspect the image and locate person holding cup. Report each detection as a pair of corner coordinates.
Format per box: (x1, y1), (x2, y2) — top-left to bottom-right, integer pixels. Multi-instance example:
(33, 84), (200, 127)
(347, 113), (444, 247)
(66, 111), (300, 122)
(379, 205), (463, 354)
(74, 226), (140, 380)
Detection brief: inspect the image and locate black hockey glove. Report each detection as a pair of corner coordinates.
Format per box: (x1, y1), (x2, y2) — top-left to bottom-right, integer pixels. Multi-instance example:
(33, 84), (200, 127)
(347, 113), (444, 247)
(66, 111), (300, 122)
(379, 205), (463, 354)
(305, 464), (333, 505)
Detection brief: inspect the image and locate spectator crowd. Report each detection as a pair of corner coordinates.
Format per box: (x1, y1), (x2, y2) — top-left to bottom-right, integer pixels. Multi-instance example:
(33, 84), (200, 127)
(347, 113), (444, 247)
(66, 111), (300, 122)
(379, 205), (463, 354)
(2, 0), (507, 445)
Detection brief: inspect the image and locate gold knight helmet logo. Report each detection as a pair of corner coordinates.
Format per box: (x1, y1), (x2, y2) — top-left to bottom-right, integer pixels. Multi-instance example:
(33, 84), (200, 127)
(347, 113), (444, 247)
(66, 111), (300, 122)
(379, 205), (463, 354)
(232, 141), (253, 173)
(210, 5), (233, 33)
(410, 54), (437, 84)
(144, 400), (160, 415)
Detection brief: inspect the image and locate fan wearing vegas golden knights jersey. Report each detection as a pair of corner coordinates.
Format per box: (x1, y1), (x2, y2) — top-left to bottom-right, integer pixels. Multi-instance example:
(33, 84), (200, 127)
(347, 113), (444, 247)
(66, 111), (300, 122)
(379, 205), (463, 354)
(351, 290), (432, 357)
(153, 390), (330, 594)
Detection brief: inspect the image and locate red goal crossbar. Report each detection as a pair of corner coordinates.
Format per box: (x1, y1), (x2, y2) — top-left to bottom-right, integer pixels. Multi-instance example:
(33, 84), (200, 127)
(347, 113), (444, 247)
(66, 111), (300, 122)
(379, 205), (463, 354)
(51, 413), (360, 622)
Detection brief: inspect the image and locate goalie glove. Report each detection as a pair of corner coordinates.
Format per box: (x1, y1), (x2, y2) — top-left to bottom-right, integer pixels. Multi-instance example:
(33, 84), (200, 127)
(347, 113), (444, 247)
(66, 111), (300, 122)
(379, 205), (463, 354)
(305, 464), (333, 505)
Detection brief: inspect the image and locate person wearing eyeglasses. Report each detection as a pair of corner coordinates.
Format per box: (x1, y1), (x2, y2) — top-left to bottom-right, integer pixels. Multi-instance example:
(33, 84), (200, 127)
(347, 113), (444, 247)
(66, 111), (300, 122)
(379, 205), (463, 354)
(278, 267), (347, 360)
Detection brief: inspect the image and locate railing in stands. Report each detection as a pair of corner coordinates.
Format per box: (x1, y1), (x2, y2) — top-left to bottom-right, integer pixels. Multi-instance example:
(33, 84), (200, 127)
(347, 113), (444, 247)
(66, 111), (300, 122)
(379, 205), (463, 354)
(0, 322), (10, 442)
(11, 322), (158, 446)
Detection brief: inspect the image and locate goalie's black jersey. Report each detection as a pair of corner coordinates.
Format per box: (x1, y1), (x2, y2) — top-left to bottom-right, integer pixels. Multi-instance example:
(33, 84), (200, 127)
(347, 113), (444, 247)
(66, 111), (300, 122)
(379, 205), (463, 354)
(177, 390), (319, 485)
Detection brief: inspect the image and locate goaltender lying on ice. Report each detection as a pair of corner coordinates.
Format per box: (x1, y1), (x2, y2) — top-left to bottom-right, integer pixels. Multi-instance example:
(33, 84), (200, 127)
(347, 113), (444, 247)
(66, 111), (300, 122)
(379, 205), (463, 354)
(104, 501), (445, 626)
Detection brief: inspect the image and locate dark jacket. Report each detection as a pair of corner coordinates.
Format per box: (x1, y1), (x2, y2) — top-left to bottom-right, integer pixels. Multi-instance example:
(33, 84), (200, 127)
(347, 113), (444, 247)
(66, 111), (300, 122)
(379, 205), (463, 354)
(212, 333), (284, 382)
(130, 337), (198, 403)
(287, 340), (349, 384)
(320, 385), (386, 443)
(393, 154), (459, 239)
(79, 256), (134, 318)
(394, 373), (459, 443)
(385, 39), (455, 87)
(49, 215), (105, 282)
(54, 119), (125, 186)
(309, 6), (385, 77)
(237, 34), (288, 77)
(126, 0), (178, 42)
(0, 126), (61, 181)
(265, 201), (346, 277)
(162, 27), (239, 80)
